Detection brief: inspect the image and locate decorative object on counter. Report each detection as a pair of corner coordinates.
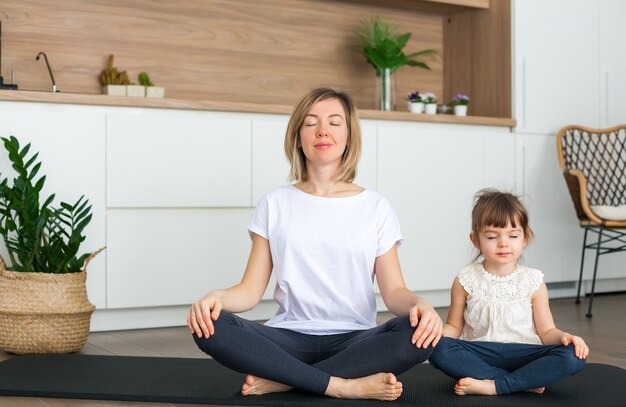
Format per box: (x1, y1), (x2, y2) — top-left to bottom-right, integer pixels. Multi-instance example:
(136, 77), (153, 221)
(99, 54), (129, 96)
(407, 91), (425, 113)
(356, 17), (437, 111)
(423, 92), (438, 114)
(0, 21), (17, 90)
(0, 136), (104, 354)
(35, 51), (58, 92)
(139, 72), (165, 98)
(449, 93), (470, 116)
(126, 84), (145, 97)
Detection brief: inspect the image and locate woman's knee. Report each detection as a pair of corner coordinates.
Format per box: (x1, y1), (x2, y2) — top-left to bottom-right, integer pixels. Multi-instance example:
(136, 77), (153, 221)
(384, 315), (413, 332)
(192, 312), (240, 352)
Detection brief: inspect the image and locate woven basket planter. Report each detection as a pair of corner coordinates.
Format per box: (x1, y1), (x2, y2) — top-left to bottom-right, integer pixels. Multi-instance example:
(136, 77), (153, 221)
(0, 253), (100, 354)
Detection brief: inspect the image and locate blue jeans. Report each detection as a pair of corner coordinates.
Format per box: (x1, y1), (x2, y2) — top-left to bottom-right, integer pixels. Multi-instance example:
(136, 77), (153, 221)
(194, 313), (433, 395)
(429, 337), (585, 394)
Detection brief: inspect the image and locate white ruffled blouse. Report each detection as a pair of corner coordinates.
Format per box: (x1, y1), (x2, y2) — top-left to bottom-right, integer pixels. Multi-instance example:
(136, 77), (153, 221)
(458, 263), (543, 345)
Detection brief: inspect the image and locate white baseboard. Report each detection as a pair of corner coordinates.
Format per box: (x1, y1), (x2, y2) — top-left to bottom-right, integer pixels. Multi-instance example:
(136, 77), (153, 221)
(91, 301), (279, 332)
(91, 277), (626, 332)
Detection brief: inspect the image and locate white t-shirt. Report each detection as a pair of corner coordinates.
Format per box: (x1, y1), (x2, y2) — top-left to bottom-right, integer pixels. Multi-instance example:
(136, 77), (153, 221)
(247, 184), (403, 335)
(458, 263), (543, 345)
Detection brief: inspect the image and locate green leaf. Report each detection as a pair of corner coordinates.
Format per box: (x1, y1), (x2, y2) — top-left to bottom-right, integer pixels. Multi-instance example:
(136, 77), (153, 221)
(0, 136), (93, 273)
(27, 162), (41, 181)
(356, 17), (437, 72)
(34, 176), (47, 193)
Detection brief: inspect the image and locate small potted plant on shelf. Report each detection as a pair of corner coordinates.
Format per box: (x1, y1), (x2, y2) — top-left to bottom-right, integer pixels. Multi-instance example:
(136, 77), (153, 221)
(99, 54), (130, 96)
(356, 17), (437, 111)
(0, 136), (104, 354)
(423, 92), (438, 114)
(407, 91), (425, 113)
(449, 93), (470, 116)
(139, 72), (165, 98)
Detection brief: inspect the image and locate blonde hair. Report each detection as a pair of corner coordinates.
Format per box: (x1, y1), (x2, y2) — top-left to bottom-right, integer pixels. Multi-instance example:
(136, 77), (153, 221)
(284, 88), (361, 183)
(471, 188), (534, 260)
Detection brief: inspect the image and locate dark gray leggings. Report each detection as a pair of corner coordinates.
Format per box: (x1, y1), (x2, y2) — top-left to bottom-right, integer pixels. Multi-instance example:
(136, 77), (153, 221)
(193, 312), (433, 395)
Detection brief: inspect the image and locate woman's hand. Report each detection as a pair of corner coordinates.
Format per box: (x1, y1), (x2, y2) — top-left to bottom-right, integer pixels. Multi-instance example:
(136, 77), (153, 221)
(409, 301), (443, 348)
(561, 334), (589, 359)
(187, 290), (224, 339)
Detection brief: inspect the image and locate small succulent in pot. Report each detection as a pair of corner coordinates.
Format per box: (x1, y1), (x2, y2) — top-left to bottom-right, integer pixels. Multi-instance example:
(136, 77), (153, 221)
(138, 72), (155, 87)
(407, 91), (425, 103)
(449, 93), (470, 106)
(99, 54), (129, 86)
(423, 92), (438, 104)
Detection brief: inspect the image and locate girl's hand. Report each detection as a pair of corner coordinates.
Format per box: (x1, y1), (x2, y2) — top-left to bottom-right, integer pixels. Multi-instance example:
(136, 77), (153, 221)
(187, 291), (224, 339)
(561, 334), (589, 359)
(410, 302), (443, 348)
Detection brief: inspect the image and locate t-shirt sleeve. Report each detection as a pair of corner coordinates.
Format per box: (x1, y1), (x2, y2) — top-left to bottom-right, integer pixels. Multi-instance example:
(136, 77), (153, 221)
(247, 194), (270, 240)
(376, 196), (404, 257)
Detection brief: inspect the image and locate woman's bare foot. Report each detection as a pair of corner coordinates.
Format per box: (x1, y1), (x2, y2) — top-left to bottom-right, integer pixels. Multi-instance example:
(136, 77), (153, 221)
(325, 372), (403, 401)
(241, 375), (292, 396)
(526, 387), (545, 394)
(454, 377), (497, 396)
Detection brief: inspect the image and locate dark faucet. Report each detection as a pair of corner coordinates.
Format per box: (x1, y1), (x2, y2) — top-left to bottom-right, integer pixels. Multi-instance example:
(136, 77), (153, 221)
(36, 51), (58, 92)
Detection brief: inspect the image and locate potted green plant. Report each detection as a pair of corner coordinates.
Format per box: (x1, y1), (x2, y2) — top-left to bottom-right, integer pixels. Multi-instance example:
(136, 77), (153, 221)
(99, 54), (130, 96)
(407, 91), (425, 113)
(139, 72), (165, 98)
(423, 92), (438, 114)
(449, 93), (470, 116)
(0, 136), (103, 354)
(356, 17), (437, 111)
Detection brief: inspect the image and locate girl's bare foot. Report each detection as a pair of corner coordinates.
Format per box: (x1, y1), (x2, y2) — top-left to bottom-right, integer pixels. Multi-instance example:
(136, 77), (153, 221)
(526, 387), (545, 394)
(454, 377), (497, 396)
(326, 372), (403, 401)
(241, 375), (292, 396)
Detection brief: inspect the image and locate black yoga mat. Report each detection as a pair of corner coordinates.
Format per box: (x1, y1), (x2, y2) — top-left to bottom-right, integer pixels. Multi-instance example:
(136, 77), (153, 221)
(0, 354), (625, 406)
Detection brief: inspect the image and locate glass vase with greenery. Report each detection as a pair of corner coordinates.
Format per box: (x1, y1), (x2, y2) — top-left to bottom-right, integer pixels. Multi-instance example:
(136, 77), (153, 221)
(357, 17), (437, 111)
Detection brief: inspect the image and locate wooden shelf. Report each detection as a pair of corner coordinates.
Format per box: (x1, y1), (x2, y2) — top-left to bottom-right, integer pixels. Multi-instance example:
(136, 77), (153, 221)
(0, 90), (515, 128)
(340, 0), (489, 15)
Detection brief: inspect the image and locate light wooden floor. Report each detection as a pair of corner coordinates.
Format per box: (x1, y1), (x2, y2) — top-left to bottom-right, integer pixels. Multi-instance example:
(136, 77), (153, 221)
(1, 293), (625, 406)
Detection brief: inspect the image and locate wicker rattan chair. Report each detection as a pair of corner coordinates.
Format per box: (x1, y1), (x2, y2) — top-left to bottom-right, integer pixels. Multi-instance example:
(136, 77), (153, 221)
(556, 125), (626, 317)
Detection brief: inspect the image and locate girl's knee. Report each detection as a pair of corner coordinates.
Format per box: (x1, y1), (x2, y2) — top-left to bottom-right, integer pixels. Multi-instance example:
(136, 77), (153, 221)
(561, 345), (586, 374)
(428, 337), (457, 368)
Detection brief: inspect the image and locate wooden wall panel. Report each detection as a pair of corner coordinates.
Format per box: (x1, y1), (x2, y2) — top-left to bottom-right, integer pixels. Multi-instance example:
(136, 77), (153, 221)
(0, 0), (443, 110)
(443, 0), (511, 118)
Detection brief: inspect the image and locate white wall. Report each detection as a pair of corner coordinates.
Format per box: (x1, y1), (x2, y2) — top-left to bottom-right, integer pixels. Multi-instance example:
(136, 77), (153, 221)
(512, 0), (626, 290)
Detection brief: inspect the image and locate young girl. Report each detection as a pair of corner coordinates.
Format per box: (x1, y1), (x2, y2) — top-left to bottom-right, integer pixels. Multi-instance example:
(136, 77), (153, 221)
(429, 188), (588, 396)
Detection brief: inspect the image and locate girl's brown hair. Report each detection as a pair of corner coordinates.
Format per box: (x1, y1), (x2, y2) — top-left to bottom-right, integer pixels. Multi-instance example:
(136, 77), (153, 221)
(284, 87), (362, 183)
(471, 189), (534, 257)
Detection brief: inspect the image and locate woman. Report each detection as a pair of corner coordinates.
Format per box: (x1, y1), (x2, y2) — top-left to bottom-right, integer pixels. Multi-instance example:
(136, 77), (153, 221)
(188, 88), (442, 401)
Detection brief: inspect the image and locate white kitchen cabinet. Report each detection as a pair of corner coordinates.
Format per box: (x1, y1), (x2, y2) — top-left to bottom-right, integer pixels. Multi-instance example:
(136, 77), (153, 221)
(106, 208), (254, 308)
(513, 0), (600, 134)
(357, 123), (378, 191)
(107, 110), (252, 208)
(520, 133), (626, 284)
(0, 103), (107, 308)
(599, 0), (626, 127)
(252, 117), (290, 204)
(377, 123), (516, 292)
